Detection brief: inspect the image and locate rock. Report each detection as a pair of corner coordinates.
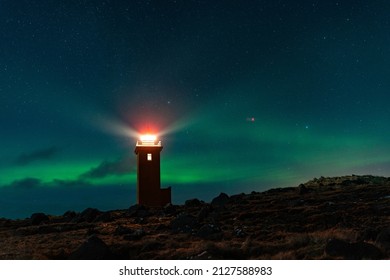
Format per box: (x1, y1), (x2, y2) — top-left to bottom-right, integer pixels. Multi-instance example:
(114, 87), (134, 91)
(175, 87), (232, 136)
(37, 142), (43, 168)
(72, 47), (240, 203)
(197, 224), (222, 240)
(171, 213), (198, 233)
(289, 199), (305, 207)
(30, 213), (49, 225)
(123, 229), (145, 241)
(69, 235), (111, 260)
(0, 218), (11, 227)
(352, 242), (383, 259)
(163, 204), (177, 216)
(128, 205), (150, 218)
(229, 193), (245, 202)
(76, 208), (102, 223)
(37, 225), (58, 234)
(211, 193), (230, 207)
(14, 227), (37, 236)
(298, 184), (309, 195)
(114, 225), (133, 236)
(155, 223), (168, 231)
(237, 212), (257, 221)
(86, 227), (99, 236)
(134, 217), (148, 224)
(234, 228), (247, 238)
(141, 241), (163, 252)
(325, 239), (350, 257)
(359, 227), (379, 242)
(324, 201), (335, 206)
(375, 227), (390, 253)
(63, 211), (77, 222)
(325, 238), (383, 260)
(341, 180), (354, 186)
(197, 206), (211, 222)
(185, 198), (202, 207)
(94, 212), (113, 223)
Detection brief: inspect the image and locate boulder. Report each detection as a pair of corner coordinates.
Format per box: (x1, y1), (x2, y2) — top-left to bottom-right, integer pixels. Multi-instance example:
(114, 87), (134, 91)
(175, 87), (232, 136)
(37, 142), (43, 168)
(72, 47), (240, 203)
(128, 205), (151, 218)
(141, 241), (163, 252)
(123, 229), (145, 241)
(74, 208), (102, 223)
(325, 239), (350, 257)
(134, 217), (148, 224)
(358, 227), (379, 242)
(197, 206), (211, 222)
(63, 211), (77, 222)
(185, 198), (202, 207)
(171, 213), (198, 233)
(375, 227), (390, 253)
(197, 224), (222, 240)
(325, 238), (383, 260)
(211, 193), (230, 207)
(163, 203), (177, 216)
(298, 184), (309, 195)
(229, 193), (245, 203)
(234, 228), (247, 238)
(94, 212), (113, 223)
(30, 213), (49, 225)
(69, 235), (111, 260)
(114, 225), (133, 236)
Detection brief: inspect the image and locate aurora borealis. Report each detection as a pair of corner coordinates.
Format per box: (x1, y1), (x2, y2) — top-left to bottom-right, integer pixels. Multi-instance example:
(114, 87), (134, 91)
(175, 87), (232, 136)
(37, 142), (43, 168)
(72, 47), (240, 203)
(1, 0), (390, 218)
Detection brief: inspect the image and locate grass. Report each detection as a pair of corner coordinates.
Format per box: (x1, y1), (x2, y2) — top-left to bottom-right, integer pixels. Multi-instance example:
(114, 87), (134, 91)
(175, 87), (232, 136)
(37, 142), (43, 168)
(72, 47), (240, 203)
(0, 175), (389, 259)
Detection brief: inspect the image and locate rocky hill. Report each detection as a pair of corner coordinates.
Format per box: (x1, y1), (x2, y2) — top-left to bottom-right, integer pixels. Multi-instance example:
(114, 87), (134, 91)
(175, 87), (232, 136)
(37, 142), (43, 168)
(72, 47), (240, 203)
(1, 175), (390, 259)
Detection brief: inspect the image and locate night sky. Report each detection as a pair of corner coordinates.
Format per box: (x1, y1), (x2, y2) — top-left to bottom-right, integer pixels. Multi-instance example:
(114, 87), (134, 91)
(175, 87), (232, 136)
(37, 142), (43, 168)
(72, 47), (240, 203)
(1, 0), (390, 219)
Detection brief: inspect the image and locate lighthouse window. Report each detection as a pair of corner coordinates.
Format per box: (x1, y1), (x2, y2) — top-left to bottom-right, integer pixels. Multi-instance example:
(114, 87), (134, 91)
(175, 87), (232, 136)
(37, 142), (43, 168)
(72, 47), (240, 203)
(147, 153), (152, 161)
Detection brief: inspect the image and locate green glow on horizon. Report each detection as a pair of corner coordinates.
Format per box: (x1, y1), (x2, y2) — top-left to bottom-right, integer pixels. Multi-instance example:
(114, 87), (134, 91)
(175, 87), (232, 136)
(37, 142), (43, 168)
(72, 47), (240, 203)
(0, 161), (92, 186)
(1, 115), (390, 190)
(86, 173), (136, 186)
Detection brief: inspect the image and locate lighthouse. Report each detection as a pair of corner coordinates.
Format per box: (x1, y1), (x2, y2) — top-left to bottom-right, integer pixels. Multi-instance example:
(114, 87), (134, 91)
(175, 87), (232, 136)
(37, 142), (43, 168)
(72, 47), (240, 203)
(134, 134), (171, 207)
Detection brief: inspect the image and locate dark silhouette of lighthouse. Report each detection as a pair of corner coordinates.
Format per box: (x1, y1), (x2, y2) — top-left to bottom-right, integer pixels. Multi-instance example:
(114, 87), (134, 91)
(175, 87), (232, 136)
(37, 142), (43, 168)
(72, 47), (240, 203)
(134, 135), (171, 207)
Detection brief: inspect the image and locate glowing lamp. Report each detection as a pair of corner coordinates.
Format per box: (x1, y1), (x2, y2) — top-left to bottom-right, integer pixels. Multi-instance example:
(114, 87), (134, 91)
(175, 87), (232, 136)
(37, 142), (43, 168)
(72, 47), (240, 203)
(140, 134), (157, 142)
(137, 134), (161, 146)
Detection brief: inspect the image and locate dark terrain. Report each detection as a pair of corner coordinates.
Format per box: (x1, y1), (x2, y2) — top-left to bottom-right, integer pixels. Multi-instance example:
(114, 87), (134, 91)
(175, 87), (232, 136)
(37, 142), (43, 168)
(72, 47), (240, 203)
(1, 175), (390, 260)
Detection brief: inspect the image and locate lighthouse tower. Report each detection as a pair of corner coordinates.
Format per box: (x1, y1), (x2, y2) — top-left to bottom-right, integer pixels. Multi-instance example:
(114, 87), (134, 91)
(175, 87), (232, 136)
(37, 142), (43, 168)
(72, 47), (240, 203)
(134, 135), (171, 207)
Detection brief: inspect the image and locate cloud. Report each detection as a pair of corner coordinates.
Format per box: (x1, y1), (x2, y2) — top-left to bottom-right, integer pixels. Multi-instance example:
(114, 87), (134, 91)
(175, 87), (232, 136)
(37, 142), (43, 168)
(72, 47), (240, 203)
(15, 146), (61, 166)
(80, 156), (135, 179)
(6, 178), (42, 189)
(2, 177), (92, 190)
